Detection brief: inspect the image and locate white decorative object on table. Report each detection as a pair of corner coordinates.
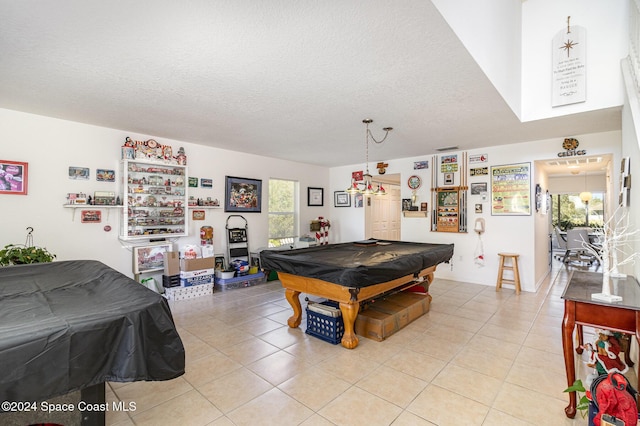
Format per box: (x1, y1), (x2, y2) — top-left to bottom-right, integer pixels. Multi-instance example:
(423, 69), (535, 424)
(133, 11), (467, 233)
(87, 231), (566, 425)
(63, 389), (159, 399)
(588, 207), (640, 302)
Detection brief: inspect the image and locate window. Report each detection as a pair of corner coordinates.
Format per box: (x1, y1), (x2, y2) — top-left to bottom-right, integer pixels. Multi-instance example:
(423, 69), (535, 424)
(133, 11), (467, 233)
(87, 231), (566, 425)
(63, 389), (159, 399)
(551, 192), (604, 229)
(268, 179), (298, 247)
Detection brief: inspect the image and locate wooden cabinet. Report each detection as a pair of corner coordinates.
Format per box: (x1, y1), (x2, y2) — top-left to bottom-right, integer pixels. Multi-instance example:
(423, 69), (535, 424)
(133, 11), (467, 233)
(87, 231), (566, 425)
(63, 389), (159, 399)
(120, 160), (188, 240)
(435, 188), (459, 232)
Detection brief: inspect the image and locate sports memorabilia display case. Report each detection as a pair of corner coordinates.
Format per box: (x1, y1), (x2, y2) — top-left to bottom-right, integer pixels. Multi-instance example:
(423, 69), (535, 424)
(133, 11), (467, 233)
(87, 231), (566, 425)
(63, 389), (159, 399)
(435, 188), (460, 232)
(120, 159), (188, 240)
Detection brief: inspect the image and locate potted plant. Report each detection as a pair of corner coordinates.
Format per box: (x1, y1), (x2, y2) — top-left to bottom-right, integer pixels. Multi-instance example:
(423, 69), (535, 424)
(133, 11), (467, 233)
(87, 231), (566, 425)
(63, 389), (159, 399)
(0, 243), (56, 266)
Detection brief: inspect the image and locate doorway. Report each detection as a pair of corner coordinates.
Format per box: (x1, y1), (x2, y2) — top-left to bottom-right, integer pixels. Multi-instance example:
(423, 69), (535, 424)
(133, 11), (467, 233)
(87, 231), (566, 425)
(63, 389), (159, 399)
(365, 173), (401, 240)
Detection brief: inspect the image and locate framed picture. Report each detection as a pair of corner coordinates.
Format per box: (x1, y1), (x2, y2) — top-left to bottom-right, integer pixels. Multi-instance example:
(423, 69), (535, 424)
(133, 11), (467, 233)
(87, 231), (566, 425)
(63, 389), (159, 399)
(80, 210), (102, 223)
(69, 166), (90, 180)
(354, 193), (363, 208)
(334, 191), (351, 207)
(188, 177), (198, 188)
(444, 173), (454, 185)
(491, 162), (531, 216)
(414, 160), (429, 170)
(96, 169), (115, 182)
(201, 178), (213, 188)
(307, 187), (324, 206)
(133, 243), (172, 274)
(192, 210), (205, 220)
(214, 256), (226, 270)
(470, 182), (487, 195)
(0, 160), (28, 195)
(225, 176), (262, 212)
(402, 198), (412, 211)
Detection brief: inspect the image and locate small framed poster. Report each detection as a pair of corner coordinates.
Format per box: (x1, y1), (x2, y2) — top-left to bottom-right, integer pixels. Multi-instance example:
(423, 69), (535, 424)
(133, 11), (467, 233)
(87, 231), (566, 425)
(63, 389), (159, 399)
(81, 210), (102, 223)
(334, 191), (351, 207)
(69, 166), (90, 180)
(192, 210), (205, 220)
(96, 169), (115, 182)
(470, 182), (487, 195)
(307, 187), (324, 206)
(133, 243), (172, 274)
(225, 176), (262, 212)
(0, 160), (28, 195)
(214, 256), (226, 270)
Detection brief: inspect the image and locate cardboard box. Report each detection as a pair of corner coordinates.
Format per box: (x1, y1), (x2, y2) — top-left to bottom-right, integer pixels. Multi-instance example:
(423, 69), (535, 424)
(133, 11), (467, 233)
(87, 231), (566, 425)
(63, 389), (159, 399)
(354, 292), (432, 342)
(164, 283), (214, 301)
(180, 257), (215, 271)
(179, 268), (214, 287)
(164, 252), (180, 276)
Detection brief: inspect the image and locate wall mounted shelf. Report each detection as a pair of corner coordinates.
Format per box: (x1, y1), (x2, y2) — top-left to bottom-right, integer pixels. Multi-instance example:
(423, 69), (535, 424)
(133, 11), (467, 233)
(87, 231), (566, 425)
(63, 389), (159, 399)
(63, 205), (122, 221)
(403, 211), (428, 218)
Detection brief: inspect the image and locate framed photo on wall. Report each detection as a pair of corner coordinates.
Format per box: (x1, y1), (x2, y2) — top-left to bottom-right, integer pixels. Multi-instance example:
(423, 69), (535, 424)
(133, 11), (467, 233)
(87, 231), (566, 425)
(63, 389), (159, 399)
(80, 210), (102, 223)
(133, 243), (172, 274)
(0, 160), (28, 195)
(225, 176), (262, 212)
(470, 182), (487, 195)
(490, 162), (531, 216)
(307, 187), (324, 206)
(334, 191), (351, 207)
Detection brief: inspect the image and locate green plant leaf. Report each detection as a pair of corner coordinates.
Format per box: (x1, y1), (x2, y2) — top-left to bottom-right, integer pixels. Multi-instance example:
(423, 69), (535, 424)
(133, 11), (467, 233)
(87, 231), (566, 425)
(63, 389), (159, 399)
(563, 379), (586, 393)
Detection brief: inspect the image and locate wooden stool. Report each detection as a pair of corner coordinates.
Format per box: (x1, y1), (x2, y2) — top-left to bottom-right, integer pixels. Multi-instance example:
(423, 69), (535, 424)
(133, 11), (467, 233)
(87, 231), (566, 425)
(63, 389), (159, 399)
(496, 253), (521, 294)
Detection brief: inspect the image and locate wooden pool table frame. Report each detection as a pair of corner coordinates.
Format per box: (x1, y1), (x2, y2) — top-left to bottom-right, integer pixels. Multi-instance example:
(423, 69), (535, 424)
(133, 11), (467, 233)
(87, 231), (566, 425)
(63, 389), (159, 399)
(278, 265), (437, 349)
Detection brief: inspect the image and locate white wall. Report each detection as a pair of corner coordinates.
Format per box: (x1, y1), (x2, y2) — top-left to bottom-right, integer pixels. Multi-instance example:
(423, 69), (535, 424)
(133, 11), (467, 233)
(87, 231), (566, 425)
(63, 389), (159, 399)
(434, 0), (628, 122)
(0, 107), (629, 291)
(621, 58), (640, 279)
(431, 0), (522, 116)
(329, 130), (622, 292)
(0, 108), (330, 278)
(521, 0), (628, 121)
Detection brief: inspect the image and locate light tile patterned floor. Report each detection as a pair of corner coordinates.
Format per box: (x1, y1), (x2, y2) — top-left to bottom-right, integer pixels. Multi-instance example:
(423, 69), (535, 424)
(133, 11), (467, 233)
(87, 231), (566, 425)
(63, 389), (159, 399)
(107, 261), (616, 425)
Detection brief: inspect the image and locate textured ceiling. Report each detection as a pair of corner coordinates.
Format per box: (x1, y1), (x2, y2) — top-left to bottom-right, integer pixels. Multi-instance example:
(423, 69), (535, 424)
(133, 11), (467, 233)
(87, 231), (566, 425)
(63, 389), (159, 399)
(0, 1), (621, 167)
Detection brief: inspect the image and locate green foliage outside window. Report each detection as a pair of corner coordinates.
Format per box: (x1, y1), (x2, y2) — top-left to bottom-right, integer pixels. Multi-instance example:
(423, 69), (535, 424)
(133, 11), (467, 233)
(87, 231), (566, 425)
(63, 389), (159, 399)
(551, 193), (604, 230)
(268, 179), (297, 246)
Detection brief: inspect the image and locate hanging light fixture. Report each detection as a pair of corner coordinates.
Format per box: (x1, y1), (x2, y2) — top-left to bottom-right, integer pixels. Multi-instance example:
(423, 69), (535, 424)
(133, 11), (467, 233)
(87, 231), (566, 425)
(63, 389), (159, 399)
(579, 170), (592, 203)
(346, 119), (393, 196)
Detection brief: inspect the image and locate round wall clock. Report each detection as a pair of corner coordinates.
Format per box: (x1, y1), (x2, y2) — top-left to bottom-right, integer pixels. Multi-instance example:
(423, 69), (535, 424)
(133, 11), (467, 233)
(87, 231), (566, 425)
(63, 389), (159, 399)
(407, 175), (422, 190)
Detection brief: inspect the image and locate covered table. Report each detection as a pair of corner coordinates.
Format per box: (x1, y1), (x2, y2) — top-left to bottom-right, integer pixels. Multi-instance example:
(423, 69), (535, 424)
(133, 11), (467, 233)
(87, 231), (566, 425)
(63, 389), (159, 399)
(260, 240), (454, 348)
(0, 260), (185, 422)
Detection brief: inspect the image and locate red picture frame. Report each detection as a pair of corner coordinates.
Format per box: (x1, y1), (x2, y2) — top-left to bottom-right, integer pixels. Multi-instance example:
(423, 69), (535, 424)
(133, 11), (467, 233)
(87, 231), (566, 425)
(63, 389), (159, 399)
(0, 160), (28, 195)
(81, 210), (102, 223)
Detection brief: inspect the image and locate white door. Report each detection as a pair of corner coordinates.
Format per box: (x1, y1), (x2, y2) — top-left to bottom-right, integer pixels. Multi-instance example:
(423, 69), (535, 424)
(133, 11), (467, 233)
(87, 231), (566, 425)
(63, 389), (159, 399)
(366, 184), (401, 240)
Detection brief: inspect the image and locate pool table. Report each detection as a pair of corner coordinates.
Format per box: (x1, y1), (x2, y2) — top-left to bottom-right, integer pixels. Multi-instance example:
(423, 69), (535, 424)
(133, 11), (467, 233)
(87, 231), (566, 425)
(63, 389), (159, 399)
(260, 240), (454, 349)
(0, 260), (185, 424)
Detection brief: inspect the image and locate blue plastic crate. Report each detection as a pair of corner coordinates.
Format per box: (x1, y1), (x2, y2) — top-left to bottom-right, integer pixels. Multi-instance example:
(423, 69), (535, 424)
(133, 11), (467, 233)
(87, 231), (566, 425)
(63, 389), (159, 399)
(305, 301), (345, 344)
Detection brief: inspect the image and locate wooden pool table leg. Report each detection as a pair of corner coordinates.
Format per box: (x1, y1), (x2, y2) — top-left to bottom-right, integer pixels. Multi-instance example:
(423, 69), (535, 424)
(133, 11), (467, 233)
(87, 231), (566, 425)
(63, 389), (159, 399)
(285, 288), (302, 328)
(339, 302), (360, 349)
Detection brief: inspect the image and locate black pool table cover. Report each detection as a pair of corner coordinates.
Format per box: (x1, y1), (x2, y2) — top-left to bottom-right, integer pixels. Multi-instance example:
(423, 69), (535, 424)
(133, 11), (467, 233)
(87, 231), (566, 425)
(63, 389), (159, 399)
(260, 240), (454, 287)
(0, 260), (185, 403)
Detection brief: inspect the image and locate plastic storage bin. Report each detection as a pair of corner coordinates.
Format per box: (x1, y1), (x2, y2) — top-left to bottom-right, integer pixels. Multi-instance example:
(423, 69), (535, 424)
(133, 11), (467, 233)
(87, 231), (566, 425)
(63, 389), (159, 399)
(305, 301), (345, 344)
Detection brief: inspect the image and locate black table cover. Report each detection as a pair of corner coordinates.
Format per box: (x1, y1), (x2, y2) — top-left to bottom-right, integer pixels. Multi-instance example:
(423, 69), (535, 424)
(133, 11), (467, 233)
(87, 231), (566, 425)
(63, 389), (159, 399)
(260, 240), (454, 287)
(0, 260), (185, 403)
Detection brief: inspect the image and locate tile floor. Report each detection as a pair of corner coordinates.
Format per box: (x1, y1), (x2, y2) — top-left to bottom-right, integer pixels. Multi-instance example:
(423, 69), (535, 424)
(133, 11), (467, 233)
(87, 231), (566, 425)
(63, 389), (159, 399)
(106, 261), (622, 425)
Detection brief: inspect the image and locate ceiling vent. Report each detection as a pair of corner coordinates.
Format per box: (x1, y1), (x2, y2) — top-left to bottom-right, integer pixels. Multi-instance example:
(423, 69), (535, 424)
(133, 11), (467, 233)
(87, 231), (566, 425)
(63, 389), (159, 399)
(436, 146), (459, 152)
(545, 156), (603, 167)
